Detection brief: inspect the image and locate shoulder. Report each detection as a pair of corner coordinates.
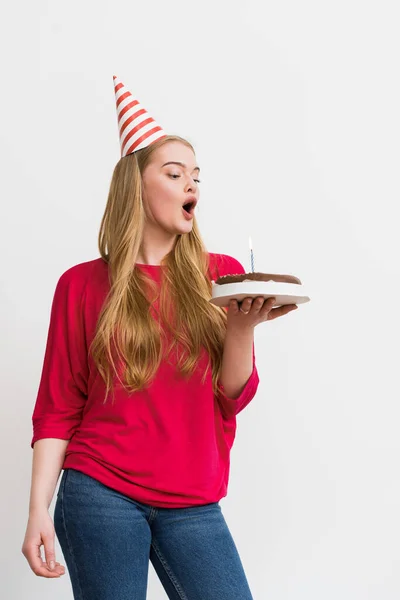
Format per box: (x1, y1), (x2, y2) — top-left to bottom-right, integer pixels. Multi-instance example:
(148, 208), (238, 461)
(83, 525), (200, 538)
(207, 252), (246, 280)
(54, 257), (108, 298)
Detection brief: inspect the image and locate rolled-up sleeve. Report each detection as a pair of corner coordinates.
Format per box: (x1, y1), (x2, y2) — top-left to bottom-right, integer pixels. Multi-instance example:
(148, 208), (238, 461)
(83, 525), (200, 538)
(216, 342), (260, 419)
(31, 269), (88, 448)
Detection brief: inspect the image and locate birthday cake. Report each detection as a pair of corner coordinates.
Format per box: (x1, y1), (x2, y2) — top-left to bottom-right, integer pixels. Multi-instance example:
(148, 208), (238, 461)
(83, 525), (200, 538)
(210, 271), (310, 308)
(215, 272), (301, 285)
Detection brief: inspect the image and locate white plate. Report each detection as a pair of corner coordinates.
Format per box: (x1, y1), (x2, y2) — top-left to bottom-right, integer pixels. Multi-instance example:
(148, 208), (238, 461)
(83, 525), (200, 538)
(210, 281), (310, 308)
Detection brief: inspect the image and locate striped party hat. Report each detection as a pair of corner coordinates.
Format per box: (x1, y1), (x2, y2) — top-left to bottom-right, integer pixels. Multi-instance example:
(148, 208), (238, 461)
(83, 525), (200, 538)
(113, 75), (167, 157)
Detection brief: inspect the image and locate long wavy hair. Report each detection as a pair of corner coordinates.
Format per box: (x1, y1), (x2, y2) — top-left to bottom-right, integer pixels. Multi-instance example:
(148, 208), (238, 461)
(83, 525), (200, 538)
(89, 135), (228, 403)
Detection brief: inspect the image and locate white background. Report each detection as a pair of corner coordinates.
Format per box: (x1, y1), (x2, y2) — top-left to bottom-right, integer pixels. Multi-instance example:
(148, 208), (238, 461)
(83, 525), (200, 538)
(1, 1), (399, 598)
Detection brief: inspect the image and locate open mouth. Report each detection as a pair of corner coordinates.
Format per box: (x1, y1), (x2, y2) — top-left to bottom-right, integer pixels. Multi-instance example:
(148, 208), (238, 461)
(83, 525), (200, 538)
(182, 201), (196, 215)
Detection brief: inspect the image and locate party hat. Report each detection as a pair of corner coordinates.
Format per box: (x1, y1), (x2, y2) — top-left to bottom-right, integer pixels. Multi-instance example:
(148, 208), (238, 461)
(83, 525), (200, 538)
(113, 75), (167, 157)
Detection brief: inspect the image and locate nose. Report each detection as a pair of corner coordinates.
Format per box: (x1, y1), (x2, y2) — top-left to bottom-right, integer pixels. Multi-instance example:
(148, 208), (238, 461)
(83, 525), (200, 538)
(185, 177), (198, 194)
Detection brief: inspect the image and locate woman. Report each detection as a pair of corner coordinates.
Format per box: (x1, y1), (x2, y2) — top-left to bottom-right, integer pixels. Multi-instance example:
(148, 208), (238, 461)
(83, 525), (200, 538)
(22, 79), (297, 599)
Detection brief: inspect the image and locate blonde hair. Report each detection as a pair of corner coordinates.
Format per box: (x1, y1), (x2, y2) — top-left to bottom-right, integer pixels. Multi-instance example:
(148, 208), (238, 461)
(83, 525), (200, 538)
(90, 135), (228, 403)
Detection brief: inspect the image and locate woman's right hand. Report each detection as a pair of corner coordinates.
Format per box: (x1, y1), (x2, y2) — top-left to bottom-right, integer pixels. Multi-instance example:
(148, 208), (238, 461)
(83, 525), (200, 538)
(21, 509), (66, 578)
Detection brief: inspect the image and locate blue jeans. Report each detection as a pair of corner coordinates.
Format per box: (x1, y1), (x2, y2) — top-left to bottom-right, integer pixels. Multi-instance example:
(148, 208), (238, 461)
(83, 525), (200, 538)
(54, 468), (254, 599)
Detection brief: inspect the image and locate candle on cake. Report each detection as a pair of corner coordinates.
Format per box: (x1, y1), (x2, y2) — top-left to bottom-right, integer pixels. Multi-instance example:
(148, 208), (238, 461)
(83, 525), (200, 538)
(249, 236), (255, 273)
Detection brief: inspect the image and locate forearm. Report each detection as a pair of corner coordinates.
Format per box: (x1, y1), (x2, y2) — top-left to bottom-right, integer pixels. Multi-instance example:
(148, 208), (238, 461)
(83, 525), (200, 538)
(29, 438), (69, 513)
(219, 326), (254, 399)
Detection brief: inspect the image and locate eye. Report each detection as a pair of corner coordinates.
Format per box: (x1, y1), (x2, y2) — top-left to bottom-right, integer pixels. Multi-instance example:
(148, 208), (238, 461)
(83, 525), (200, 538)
(169, 174), (201, 184)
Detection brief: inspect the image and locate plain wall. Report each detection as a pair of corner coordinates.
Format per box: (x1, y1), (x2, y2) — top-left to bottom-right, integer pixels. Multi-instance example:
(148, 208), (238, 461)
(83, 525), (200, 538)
(1, 1), (399, 598)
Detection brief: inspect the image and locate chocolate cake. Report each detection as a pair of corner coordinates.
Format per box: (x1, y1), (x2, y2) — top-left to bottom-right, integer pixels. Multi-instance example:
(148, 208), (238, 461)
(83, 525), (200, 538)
(215, 272), (302, 285)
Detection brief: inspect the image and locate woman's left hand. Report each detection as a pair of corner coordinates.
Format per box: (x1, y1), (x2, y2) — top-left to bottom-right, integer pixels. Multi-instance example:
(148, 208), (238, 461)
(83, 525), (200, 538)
(227, 296), (298, 330)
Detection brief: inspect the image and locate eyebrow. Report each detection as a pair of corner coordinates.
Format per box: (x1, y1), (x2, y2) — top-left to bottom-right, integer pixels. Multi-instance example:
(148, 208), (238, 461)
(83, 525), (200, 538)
(162, 161), (200, 173)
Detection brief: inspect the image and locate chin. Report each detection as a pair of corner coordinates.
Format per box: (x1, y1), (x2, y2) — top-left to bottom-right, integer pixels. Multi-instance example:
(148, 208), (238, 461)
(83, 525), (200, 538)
(156, 221), (193, 236)
(174, 222), (194, 235)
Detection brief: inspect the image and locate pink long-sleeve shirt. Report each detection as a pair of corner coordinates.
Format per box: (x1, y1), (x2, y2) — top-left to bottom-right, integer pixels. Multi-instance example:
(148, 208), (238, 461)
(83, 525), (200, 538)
(31, 253), (259, 508)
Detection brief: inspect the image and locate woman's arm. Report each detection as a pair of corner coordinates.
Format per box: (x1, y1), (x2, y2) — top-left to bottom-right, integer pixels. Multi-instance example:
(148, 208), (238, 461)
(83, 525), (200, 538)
(219, 326), (254, 399)
(29, 438), (69, 512)
(23, 267), (89, 578)
(22, 439), (69, 578)
(218, 295), (297, 406)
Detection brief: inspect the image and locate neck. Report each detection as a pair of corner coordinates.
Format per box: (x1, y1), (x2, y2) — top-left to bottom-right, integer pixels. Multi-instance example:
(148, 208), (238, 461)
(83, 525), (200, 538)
(136, 225), (178, 265)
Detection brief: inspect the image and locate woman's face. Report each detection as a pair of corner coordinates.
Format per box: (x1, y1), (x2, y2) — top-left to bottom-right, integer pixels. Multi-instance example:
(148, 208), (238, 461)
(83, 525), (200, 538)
(141, 141), (200, 236)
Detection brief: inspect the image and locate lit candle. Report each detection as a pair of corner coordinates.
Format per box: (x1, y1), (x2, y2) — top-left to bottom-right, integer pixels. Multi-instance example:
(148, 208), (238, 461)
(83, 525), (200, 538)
(249, 236), (255, 272)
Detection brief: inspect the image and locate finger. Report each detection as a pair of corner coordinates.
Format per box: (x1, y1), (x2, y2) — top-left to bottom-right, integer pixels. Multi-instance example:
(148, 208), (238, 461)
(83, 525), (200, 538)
(259, 297), (276, 315)
(43, 533), (56, 571)
(25, 543), (49, 576)
(37, 559), (65, 578)
(27, 548), (64, 578)
(229, 299), (239, 314)
(46, 561), (65, 575)
(46, 560), (65, 575)
(238, 297), (253, 314)
(252, 296), (265, 313)
(268, 304), (298, 320)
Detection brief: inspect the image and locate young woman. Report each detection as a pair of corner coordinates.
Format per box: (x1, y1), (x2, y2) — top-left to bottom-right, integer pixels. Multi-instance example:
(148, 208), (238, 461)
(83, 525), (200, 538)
(22, 81), (297, 600)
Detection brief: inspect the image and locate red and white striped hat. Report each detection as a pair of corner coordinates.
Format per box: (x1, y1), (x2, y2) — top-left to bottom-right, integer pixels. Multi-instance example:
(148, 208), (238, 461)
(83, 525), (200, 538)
(113, 75), (167, 157)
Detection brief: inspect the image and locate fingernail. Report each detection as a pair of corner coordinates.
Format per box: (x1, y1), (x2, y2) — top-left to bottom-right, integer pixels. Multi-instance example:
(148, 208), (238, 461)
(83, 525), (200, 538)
(50, 561), (55, 570)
